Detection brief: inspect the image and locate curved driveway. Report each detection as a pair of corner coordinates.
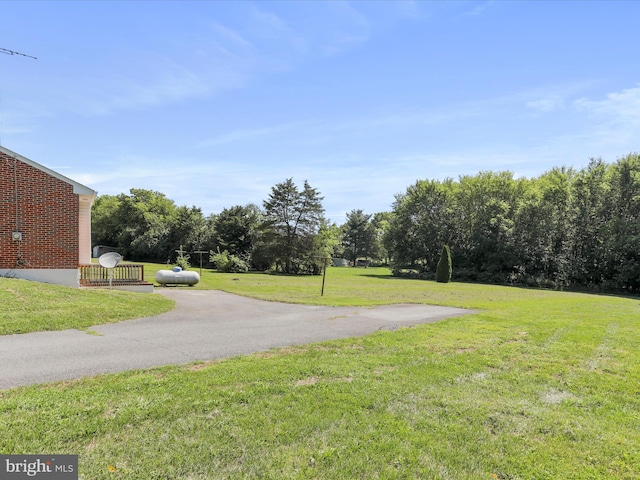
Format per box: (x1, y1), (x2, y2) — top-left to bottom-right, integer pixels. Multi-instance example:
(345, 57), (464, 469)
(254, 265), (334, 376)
(1, 289), (473, 389)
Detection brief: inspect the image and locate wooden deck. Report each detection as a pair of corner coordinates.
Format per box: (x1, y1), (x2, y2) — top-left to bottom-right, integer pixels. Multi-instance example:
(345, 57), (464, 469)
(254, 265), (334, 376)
(79, 263), (152, 288)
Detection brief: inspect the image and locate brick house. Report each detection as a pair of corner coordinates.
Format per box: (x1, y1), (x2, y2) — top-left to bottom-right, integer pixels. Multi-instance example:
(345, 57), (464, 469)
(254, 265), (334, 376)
(0, 145), (96, 287)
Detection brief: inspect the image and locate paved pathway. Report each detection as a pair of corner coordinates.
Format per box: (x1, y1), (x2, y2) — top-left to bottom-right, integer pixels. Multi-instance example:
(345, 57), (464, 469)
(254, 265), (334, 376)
(1, 289), (474, 389)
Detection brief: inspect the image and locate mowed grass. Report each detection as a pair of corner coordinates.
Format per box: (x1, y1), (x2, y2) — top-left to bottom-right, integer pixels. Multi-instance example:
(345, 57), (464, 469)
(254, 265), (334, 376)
(0, 277), (174, 335)
(1, 267), (639, 479)
(149, 263), (500, 307)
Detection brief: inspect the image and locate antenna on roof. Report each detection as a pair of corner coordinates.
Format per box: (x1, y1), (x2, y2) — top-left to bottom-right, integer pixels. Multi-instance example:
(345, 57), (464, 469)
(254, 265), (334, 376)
(0, 48), (37, 60)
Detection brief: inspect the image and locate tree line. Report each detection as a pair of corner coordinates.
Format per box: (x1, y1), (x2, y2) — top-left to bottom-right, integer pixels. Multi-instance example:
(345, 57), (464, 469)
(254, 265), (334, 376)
(386, 153), (639, 293)
(92, 178), (385, 275)
(92, 153), (639, 293)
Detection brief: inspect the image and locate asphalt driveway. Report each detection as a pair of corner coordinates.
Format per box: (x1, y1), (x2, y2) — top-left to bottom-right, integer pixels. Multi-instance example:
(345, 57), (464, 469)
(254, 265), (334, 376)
(1, 289), (474, 389)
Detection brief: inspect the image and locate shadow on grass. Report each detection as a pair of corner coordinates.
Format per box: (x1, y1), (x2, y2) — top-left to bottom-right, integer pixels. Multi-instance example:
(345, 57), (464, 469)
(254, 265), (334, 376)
(358, 272), (640, 301)
(357, 273), (398, 280)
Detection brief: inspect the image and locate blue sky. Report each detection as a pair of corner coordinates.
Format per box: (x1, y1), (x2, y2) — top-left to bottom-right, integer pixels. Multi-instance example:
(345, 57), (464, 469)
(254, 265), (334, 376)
(1, 1), (639, 222)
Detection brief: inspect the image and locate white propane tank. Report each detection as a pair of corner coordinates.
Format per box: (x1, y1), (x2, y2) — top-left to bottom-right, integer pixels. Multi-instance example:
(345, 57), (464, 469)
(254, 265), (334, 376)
(155, 268), (200, 286)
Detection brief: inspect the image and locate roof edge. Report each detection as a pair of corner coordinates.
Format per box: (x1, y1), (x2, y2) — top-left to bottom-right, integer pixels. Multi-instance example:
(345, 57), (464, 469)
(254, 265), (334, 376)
(0, 145), (97, 197)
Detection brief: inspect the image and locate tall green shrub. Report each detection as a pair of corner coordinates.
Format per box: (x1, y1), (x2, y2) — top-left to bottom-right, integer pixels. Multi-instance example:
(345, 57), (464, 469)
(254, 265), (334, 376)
(210, 249), (249, 273)
(436, 245), (452, 283)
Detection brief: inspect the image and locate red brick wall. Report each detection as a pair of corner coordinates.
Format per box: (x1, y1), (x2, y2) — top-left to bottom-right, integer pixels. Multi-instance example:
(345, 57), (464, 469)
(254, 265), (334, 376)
(1, 151), (79, 269)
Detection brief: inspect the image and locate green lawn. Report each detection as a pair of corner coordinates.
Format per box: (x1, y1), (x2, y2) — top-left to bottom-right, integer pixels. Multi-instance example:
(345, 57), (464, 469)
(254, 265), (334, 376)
(0, 277), (174, 335)
(1, 267), (639, 479)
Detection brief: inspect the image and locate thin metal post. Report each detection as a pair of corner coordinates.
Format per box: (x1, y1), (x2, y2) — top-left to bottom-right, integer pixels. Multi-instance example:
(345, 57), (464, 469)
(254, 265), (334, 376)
(192, 251), (209, 277)
(321, 257), (328, 296)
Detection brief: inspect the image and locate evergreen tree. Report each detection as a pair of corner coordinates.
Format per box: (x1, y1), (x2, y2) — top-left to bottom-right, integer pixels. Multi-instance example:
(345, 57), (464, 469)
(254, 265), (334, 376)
(262, 178), (325, 274)
(213, 204), (261, 259)
(436, 245), (452, 283)
(342, 209), (375, 266)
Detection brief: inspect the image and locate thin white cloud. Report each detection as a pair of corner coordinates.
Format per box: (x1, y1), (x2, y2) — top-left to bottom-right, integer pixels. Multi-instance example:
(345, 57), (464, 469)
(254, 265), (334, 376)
(247, 2), (373, 59)
(64, 51), (247, 117)
(573, 84), (640, 146)
(526, 97), (566, 113)
(210, 23), (253, 51)
(318, 2), (371, 56)
(0, 115), (34, 136)
(198, 121), (310, 147)
(521, 80), (600, 114)
(574, 84), (640, 121)
(394, 0), (423, 20)
(92, 71), (209, 115)
(463, 1), (495, 17)
(50, 3), (376, 118)
(248, 5), (308, 57)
